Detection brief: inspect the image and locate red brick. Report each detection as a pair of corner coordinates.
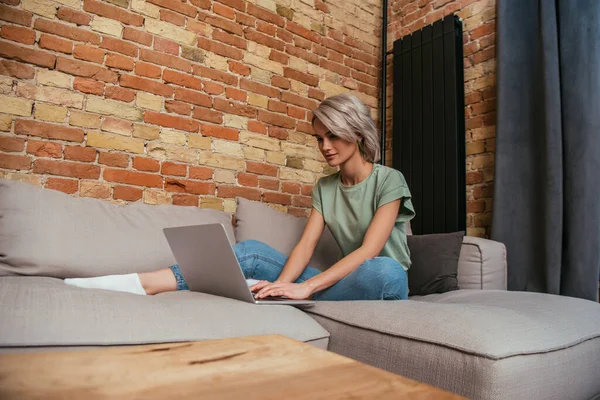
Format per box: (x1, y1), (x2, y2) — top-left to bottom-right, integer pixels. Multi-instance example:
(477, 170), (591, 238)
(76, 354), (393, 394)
(214, 2), (235, 19)
(259, 177), (279, 190)
(479, 33), (496, 50)
(351, 69), (377, 86)
(196, 37), (243, 60)
(83, 0), (144, 26)
(0, 40), (56, 68)
(45, 177), (78, 194)
(174, 87), (212, 107)
(106, 53), (134, 70)
(144, 111), (199, 132)
(465, 91), (482, 105)
(237, 172), (258, 187)
(98, 152), (129, 167)
(267, 126), (287, 140)
(473, 184), (493, 199)
(352, 48), (377, 66)
(154, 36), (179, 55)
(264, 192), (290, 205)
(165, 100), (192, 115)
(189, 0), (210, 8)
(57, 7), (90, 26)
(192, 64), (238, 85)
(160, 9), (185, 26)
(235, 11), (255, 27)
(135, 61), (162, 78)
(34, 19), (100, 45)
(288, 207), (308, 218)
(294, 36), (312, 50)
(472, 46), (496, 64)
(73, 77), (105, 95)
(226, 87), (246, 101)
(15, 120), (84, 142)
(466, 171), (484, 185)
(64, 145), (96, 162)
(57, 57), (117, 83)
(248, 120), (267, 134)
(219, 0), (245, 12)
(312, 43), (327, 57)
(1, 25), (35, 45)
(26, 140), (62, 158)
(240, 78), (280, 98)
(258, 110), (295, 129)
(0, 4), (32, 26)
(246, 161), (277, 177)
(268, 99), (286, 114)
(34, 159), (100, 179)
(296, 121), (313, 134)
(123, 27), (152, 47)
(113, 185), (143, 201)
(218, 185), (261, 201)
(100, 37), (138, 57)
(283, 67), (318, 87)
(202, 81), (224, 95)
(38, 34), (73, 54)
(0, 136), (24, 152)
(282, 181), (300, 194)
(192, 107), (223, 124)
(470, 98), (496, 116)
(246, 4), (284, 27)
(245, 28), (284, 51)
(257, 21), (276, 35)
(320, 59), (350, 77)
(228, 60), (250, 76)
(471, 22), (496, 40)
(482, 86), (496, 100)
(315, 0), (328, 13)
(467, 199), (485, 213)
(269, 49), (289, 64)
(120, 74), (173, 96)
(287, 105), (305, 120)
(200, 124), (238, 140)
(105, 85), (135, 102)
(73, 44), (106, 63)
(162, 161), (186, 176)
(189, 165), (212, 180)
(276, 27), (292, 43)
(172, 194), (199, 206)
(213, 29), (247, 49)
(213, 98), (256, 118)
(301, 184), (313, 196)
(281, 91), (318, 110)
(104, 168), (162, 188)
(163, 69), (202, 90)
(198, 10), (244, 35)
(292, 195), (311, 208)
(286, 20), (320, 43)
(0, 59), (35, 79)
(133, 156), (160, 172)
(147, 0), (196, 17)
(0, 153), (31, 170)
(270, 76), (290, 90)
(165, 178), (215, 195)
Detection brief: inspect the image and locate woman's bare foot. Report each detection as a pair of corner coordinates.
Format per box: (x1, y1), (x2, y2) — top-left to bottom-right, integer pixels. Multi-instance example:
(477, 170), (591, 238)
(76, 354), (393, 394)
(138, 268), (177, 295)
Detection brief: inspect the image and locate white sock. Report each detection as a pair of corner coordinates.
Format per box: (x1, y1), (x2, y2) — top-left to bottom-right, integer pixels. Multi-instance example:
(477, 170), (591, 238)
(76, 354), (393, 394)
(65, 273), (146, 295)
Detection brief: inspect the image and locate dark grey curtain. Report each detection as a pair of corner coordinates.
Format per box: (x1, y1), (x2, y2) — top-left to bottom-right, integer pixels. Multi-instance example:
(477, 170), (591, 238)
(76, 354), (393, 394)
(493, 0), (600, 301)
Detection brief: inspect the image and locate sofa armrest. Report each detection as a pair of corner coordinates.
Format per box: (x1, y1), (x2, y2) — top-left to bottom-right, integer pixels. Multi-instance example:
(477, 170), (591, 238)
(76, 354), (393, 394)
(457, 236), (507, 290)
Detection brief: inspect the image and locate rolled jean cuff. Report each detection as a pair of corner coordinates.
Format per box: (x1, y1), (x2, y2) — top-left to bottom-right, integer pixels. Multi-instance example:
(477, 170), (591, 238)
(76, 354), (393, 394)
(169, 264), (189, 291)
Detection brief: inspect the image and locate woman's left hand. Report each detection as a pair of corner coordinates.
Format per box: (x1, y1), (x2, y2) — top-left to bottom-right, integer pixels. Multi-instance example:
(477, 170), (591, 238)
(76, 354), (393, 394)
(255, 282), (313, 300)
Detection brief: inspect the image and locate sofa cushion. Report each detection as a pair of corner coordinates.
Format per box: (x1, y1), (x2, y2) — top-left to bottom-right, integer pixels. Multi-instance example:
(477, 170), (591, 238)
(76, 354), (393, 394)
(234, 197), (341, 271)
(0, 179), (235, 278)
(0, 277), (329, 348)
(305, 290), (600, 400)
(406, 231), (463, 295)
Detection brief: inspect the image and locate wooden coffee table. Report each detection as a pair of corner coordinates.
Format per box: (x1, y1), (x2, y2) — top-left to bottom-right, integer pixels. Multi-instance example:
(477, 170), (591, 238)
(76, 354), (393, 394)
(0, 335), (464, 399)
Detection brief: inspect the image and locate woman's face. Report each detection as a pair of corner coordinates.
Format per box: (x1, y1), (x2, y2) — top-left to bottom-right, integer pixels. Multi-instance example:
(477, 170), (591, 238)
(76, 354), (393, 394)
(313, 118), (360, 167)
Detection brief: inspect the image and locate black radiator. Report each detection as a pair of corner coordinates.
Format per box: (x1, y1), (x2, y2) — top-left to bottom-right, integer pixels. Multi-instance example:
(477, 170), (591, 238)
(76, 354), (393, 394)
(392, 15), (466, 235)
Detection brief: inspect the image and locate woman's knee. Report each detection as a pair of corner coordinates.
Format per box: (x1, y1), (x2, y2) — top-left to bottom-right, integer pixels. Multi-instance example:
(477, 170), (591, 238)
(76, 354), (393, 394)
(233, 239), (270, 258)
(361, 257), (408, 300)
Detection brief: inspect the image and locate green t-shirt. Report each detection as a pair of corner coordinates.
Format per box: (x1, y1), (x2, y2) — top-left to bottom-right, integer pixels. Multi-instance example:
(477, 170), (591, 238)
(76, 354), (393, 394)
(312, 164), (415, 271)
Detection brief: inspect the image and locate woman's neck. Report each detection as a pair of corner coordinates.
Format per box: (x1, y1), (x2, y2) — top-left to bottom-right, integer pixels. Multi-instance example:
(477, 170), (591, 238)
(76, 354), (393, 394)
(339, 152), (373, 186)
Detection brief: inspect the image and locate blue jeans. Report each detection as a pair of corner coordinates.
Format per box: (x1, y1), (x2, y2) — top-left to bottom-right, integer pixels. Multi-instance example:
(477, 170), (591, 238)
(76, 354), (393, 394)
(170, 240), (409, 301)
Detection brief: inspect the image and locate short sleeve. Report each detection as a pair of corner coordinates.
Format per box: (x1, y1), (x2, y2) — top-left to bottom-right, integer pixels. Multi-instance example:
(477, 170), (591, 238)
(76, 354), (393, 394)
(311, 181), (323, 215)
(377, 169), (415, 222)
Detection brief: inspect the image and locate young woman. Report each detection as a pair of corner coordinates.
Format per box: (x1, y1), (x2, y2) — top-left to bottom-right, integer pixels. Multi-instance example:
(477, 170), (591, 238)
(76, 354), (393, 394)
(66, 93), (415, 301)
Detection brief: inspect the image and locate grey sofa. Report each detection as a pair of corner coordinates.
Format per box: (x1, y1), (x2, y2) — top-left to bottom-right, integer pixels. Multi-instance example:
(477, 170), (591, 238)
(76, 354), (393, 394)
(1, 178), (599, 400)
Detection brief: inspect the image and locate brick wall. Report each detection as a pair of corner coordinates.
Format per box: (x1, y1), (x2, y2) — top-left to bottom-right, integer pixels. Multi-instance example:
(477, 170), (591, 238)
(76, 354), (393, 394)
(387, 0), (496, 237)
(0, 0), (381, 216)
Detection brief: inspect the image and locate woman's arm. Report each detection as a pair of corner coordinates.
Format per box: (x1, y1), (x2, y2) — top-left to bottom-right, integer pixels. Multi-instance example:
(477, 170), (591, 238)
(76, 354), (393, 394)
(301, 199), (402, 293)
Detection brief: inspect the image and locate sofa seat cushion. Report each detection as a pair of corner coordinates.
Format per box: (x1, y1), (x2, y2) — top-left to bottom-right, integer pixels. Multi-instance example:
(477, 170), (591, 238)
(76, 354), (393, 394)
(305, 290), (600, 400)
(0, 277), (329, 349)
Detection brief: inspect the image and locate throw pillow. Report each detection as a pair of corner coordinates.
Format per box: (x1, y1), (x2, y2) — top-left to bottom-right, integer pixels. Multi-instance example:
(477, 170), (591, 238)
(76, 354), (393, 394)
(234, 197), (342, 271)
(407, 231), (464, 296)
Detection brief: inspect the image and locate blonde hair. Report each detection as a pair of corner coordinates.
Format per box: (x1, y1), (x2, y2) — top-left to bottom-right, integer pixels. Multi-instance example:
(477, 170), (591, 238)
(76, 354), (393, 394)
(312, 93), (380, 163)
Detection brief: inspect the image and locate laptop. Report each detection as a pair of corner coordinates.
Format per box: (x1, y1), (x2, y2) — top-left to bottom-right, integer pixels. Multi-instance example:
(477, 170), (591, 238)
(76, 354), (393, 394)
(163, 223), (315, 306)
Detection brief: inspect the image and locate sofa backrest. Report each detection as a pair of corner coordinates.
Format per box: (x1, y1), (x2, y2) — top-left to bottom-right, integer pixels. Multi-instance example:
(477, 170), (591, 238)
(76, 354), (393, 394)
(0, 179), (235, 278)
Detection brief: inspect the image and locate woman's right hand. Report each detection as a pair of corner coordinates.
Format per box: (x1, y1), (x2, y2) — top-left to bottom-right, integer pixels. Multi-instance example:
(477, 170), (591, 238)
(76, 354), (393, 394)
(249, 280), (279, 293)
